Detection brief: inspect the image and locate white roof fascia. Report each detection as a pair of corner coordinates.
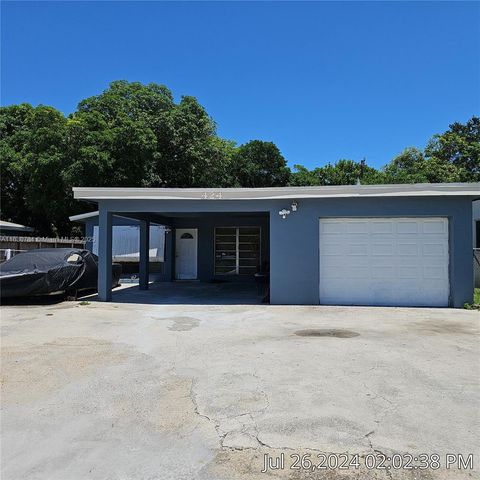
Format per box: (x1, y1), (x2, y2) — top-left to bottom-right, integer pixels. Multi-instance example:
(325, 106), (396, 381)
(69, 211), (100, 222)
(73, 183), (480, 201)
(0, 220), (34, 231)
(69, 211), (165, 226)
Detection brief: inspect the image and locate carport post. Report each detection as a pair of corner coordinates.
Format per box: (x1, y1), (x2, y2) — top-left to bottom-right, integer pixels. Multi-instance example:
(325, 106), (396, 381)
(139, 220), (150, 290)
(98, 209), (113, 301)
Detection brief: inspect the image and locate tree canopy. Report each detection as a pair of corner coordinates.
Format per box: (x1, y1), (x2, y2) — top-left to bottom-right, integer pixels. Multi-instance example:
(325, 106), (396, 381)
(289, 159), (384, 186)
(231, 140), (290, 187)
(1, 80), (478, 236)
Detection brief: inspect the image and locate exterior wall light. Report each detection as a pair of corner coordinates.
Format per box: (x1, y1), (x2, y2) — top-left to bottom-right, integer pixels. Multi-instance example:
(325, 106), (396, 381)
(279, 209), (290, 219)
(291, 201), (298, 212)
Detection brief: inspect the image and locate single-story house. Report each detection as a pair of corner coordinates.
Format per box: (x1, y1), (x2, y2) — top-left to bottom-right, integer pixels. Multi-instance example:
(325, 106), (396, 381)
(73, 182), (479, 307)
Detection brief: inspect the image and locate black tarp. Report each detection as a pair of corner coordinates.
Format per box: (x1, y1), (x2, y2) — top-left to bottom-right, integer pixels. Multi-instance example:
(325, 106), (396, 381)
(0, 249), (120, 298)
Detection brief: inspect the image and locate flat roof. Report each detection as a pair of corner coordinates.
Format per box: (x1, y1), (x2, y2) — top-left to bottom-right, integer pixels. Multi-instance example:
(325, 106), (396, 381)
(0, 220), (34, 232)
(69, 211), (100, 222)
(73, 183), (480, 201)
(69, 211), (168, 225)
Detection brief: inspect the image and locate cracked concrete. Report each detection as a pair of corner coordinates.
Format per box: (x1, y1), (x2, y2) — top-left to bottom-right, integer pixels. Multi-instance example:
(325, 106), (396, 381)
(1, 294), (479, 479)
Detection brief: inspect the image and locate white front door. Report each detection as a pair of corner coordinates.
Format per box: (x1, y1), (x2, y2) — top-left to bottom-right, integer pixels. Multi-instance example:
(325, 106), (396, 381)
(319, 217), (450, 307)
(175, 229), (198, 280)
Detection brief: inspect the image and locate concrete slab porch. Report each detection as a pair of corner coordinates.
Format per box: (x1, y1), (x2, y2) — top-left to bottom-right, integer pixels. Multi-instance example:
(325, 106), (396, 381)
(85, 281), (265, 305)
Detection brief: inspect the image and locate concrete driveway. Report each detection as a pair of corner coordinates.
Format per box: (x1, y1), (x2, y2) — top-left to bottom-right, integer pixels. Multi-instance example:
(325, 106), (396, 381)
(1, 292), (479, 479)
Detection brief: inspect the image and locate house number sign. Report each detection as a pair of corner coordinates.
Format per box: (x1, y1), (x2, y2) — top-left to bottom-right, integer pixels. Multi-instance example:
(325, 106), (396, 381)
(201, 192), (223, 199)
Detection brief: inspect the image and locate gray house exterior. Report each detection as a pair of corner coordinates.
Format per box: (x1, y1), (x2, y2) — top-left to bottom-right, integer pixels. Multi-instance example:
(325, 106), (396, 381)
(474, 200), (480, 287)
(73, 183), (479, 308)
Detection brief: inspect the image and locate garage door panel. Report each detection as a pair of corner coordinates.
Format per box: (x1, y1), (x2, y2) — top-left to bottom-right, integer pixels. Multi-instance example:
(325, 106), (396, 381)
(369, 256), (396, 267)
(347, 244), (369, 255)
(422, 256), (445, 267)
(322, 279), (360, 295)
(320, 267), (343, 279)
(371, 243), (394, 256)
(346, 221), (370, 234)
(371, 266), (395, 279)
(397, 220), (419, 234)
(423, 219), (447, 234)
(321, 221), (346, 234)
(395, 256), (420, 266)
(321, 243), (344, 256)
(397, 243), (419, 256)
(369, 235), (396, 243)
(423, 243), (447, 256)
(319, 217), (449, 307)
(320, 256), (344, 268)
(322, 266), (367, 279)
(396, 233), (424, 243)
(398, 266), (421, 279)
(338, 256), (372, 268)
(371, 220), (394, 234)
(424, 266), (448, 279)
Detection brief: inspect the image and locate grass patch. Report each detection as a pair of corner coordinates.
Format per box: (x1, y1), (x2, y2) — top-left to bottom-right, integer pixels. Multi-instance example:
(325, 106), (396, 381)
(465, 289), (480, 310)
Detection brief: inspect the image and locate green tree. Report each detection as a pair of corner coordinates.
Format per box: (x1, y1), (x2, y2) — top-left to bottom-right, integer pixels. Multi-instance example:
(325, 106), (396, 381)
(68, 80), (173, 187)
(290, 159), (383, 186)
(383, 147), (426, 183)
(2, 80), (477, 237)
(383, 147), (463, 184)
(0, 104), (70, 235)
(71, 82), (234, 188)
(77, 80), (174, 122)
(153, 95), (232, 187)
(0, 81), (242, 235)
(0, 104), (33, 229)
(231, 140), (290, 187)
(424, 116), (479, 181)
(289, 164), (322, 186)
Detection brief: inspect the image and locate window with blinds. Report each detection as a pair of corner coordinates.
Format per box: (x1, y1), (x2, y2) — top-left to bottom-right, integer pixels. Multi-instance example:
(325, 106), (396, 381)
(214, 227), (261, 275)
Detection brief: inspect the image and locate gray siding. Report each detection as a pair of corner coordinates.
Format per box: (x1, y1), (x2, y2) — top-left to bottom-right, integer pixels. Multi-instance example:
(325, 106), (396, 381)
(269, 197), (473, 308)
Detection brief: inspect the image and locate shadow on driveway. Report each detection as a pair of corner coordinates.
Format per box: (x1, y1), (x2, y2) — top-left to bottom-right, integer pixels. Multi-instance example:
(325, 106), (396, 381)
(83, 281), (265, 305)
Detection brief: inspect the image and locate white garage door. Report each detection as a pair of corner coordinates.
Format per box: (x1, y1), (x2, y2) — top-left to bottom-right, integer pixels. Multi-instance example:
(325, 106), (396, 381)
(319, 217), (449, 307)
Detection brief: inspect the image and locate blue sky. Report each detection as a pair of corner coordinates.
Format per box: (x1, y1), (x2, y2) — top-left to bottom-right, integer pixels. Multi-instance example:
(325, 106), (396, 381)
(1, 1), (479, 170)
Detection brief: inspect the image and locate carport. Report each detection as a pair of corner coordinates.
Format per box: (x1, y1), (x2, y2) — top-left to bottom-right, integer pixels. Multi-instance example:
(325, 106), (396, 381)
(104, 210), (270, 302)
(73, 183), (478, 307)
(73, 187), (274, 302)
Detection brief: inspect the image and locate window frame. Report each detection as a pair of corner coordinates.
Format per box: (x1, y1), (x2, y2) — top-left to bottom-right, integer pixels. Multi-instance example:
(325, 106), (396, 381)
(214, 226), (261, 275)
